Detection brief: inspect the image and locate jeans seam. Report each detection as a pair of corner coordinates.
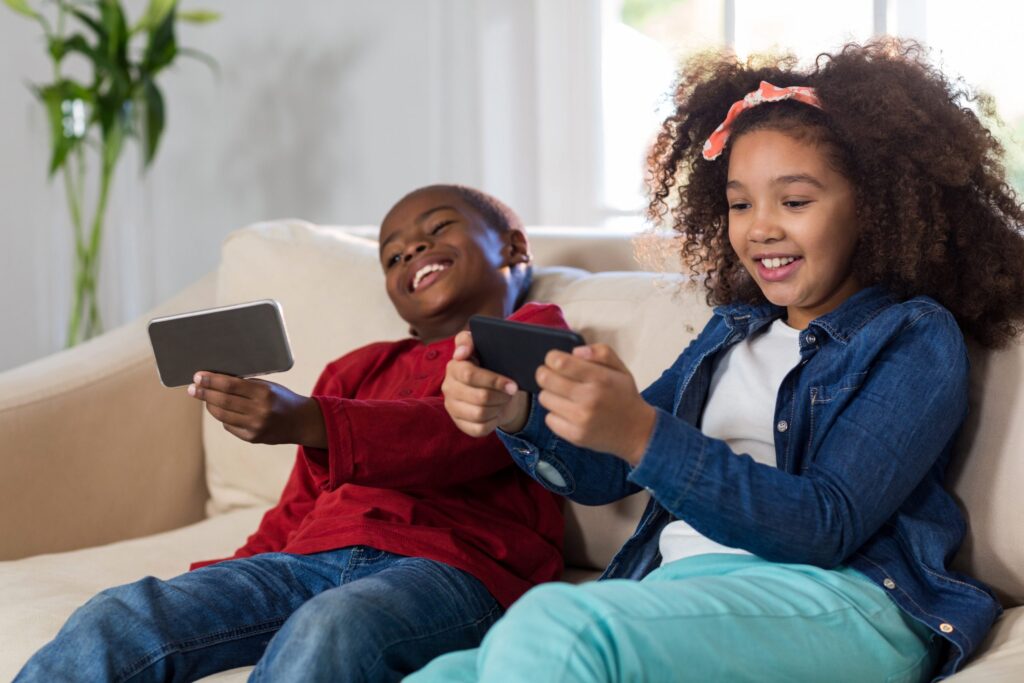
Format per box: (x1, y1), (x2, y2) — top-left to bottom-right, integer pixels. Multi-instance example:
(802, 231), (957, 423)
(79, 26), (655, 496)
(365, 601), (503, 678)
(117, 617), (285, 681)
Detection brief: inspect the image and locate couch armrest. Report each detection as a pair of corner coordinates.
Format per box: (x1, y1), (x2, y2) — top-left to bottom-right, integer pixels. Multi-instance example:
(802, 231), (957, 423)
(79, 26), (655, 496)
(0, 274), (217, 559)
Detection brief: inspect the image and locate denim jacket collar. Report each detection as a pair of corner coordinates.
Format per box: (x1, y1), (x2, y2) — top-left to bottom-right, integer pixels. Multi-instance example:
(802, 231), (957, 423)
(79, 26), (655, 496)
(712, 286), (896, 346)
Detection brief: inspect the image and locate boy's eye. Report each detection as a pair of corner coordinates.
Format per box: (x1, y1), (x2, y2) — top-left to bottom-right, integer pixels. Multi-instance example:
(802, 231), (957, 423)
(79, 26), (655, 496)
(430, 220), (455, 235)
(385, 253), (401, 268)
(783, 200), (812, 208)
(728, 201), (750, 211)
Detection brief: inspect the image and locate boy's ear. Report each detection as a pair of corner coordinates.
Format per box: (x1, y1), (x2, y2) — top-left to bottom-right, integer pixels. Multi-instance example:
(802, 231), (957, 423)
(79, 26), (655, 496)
(506, 229), (531, 266)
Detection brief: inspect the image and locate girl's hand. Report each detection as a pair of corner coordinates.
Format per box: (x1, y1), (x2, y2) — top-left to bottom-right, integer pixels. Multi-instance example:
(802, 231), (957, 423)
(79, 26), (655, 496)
(188, 372), (327, 448)
(443, 331), (530, 437)
(537, 344), (656, 466)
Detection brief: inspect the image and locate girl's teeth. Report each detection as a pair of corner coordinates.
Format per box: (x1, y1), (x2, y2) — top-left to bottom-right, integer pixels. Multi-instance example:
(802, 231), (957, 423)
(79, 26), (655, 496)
(763, 257), (796, 269)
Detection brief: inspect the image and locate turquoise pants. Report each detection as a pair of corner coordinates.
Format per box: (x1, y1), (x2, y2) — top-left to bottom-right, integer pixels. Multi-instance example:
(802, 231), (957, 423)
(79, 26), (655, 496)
(407, 554), (940, 683)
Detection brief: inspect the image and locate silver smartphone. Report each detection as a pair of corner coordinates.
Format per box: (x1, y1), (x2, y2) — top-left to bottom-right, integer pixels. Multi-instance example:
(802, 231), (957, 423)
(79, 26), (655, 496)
(148, 300), (294, 387)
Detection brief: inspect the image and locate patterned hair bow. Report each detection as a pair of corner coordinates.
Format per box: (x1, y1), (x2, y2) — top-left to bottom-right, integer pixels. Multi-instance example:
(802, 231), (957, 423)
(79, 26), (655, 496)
(701, 81), (823, 161)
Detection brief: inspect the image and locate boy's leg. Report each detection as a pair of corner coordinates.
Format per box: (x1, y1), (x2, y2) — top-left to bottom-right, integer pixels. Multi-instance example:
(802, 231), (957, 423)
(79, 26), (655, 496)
(252, 549), (503, 683)
(415, 554), (939, 683)
(15, 550), (355, 683)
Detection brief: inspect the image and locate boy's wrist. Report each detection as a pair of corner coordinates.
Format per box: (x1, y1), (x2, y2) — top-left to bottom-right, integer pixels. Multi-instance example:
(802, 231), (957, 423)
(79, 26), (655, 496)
(498, 392), (530, 434)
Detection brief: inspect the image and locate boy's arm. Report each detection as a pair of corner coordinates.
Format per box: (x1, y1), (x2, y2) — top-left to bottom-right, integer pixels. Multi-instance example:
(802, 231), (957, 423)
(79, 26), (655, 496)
(303, 303), (571, 491)
(303, 396), (516, 491)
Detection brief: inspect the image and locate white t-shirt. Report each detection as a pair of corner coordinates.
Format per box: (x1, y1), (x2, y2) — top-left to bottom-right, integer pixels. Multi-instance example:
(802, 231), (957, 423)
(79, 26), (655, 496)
(658, 318), (803, 566)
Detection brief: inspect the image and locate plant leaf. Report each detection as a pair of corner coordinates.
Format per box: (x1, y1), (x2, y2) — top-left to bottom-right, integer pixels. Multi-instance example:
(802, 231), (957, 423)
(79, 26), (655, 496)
(177, 46), (219, 76)
(134, 0), (176, 33)
(70, 8), (107, 41)
(35, 80), (93, 176)
(99, 0), (129, 67)
(140, 79), (165, 167)
(177, 9), (219, 24)
(141, 4), (177, 74)
(3, 0), (39, 19)
(48, 33), (95, 63)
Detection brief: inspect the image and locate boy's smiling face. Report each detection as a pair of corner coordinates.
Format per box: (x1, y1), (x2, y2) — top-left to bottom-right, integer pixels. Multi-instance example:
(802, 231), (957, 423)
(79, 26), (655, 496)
(379, 188), (527, 343)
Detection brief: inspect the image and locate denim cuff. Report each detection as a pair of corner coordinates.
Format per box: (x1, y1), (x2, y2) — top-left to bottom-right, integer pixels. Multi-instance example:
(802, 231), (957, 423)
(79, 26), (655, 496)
(627, 407), (707, 511)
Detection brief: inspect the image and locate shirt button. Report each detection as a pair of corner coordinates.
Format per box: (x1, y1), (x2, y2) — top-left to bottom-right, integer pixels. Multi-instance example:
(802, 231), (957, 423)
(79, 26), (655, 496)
(805, 333), (817, 345)
(883, 578), (896, 590)
(425, 349), (440, 360)
(776, 420), (789, 433)
(939, 623), (955, 634)
(398, 388), (412, 397)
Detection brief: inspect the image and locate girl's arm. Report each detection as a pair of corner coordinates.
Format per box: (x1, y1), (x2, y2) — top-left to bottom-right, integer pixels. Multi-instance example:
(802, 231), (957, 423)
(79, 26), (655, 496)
(629, 306), (969, 567)
(496, 349), (691, 505)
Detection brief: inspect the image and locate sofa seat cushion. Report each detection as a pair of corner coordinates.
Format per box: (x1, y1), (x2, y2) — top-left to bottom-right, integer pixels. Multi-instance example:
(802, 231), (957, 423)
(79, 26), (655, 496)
(0, 507), (267, 682)
(950, 607), (1024, 681)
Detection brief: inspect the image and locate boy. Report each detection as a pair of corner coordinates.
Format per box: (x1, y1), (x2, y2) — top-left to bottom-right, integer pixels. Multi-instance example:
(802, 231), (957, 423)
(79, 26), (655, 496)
(16, 185), (566, 683)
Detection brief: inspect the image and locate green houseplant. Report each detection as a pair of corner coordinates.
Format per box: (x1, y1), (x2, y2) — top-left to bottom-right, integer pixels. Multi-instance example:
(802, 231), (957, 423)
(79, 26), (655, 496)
(4, 0), (217, 346)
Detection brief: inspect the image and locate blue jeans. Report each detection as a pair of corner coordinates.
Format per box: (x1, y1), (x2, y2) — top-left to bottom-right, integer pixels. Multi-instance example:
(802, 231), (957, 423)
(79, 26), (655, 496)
(410, 554), (940, 683)
(15, 546), (502, 683)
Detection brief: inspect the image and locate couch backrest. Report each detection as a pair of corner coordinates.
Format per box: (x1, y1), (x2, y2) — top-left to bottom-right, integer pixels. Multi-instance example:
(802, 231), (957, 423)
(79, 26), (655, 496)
(209, 220), (1022, 607)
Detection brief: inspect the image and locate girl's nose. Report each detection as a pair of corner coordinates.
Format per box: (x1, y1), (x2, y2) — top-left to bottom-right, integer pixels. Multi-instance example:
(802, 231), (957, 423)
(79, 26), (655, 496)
(747, 211), (784, 243)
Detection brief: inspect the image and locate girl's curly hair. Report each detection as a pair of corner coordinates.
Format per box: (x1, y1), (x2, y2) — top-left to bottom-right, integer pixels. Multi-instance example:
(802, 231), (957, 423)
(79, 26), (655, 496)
(647, 38), (1024, 348)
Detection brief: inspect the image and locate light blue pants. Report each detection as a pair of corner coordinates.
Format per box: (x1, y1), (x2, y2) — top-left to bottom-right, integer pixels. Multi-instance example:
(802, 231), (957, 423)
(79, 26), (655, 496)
(408, 553), (940, 683)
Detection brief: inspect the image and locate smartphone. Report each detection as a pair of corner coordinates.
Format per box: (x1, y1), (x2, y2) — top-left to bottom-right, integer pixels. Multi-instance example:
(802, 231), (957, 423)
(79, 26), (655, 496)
(469, 315), (585, 393)
(148, 300), (294, 387)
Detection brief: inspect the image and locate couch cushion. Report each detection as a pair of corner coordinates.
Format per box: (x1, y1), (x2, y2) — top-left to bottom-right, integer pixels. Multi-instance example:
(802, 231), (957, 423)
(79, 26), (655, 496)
(950, 340), (1024, 607)
(0, 507), (267, 682)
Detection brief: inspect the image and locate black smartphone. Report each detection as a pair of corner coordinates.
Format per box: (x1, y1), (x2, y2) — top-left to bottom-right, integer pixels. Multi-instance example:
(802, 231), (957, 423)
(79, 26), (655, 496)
(148, 300), (294, 387)
(469, 315), (585, 393)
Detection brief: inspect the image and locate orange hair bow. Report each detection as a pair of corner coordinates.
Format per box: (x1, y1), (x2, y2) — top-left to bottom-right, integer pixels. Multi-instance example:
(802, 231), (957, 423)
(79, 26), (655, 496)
(701, 81), (823, 161)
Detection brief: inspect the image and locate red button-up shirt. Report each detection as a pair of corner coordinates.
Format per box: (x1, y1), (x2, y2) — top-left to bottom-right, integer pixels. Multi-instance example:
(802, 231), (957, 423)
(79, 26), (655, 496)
(193, 303), (567, 608)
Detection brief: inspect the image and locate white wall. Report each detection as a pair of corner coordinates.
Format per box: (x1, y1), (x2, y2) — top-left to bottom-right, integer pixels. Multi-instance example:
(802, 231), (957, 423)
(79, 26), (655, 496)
(0, 0), (604, 372)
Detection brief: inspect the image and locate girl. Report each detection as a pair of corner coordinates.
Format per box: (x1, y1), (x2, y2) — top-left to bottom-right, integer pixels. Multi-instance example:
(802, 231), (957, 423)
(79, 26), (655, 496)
(426, 40), (1024, 682)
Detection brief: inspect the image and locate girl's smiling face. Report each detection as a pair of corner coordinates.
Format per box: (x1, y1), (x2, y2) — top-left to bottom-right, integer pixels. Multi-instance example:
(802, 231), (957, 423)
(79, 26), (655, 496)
(726, 128), (862, 329)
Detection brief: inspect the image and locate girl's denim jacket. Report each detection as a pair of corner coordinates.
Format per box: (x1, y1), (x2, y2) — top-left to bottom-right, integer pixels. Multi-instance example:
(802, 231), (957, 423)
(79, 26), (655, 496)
(498, 286), (1000, 679)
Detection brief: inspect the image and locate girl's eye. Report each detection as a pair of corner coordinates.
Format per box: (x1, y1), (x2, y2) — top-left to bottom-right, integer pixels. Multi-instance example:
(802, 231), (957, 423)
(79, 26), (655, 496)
(728, 201), (750, 211)
(783, 200), (811, 208)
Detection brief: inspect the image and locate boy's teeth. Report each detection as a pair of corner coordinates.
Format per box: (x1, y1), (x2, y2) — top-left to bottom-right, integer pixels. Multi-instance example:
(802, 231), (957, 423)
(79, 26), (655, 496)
(762, 256), (797, 269)
(412, 262), (449, 290)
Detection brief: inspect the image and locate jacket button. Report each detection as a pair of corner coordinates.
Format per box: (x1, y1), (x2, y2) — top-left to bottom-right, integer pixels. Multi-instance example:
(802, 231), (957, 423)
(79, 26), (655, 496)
(776, 420), (789, 433)
(883, 578), (896, 589)
(939, 623), (954, 634)
(805, 333), (817, 345)
(425, 349), (440, 360)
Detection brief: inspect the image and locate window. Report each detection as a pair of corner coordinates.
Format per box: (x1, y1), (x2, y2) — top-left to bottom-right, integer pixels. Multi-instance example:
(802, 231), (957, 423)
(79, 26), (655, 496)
(600, 0), (1024, 223)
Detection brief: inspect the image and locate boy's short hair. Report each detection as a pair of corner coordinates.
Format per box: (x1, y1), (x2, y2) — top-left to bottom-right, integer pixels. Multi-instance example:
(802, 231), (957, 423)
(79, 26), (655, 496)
(411, 184), (533, 305)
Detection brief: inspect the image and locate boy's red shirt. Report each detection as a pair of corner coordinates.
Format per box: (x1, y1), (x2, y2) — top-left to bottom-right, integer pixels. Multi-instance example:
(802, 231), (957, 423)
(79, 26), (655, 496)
(192, 302), (567, 608)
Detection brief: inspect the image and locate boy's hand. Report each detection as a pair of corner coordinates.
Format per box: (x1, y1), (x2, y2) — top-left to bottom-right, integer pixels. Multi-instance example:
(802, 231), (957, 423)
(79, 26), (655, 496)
(188, 372), (327, 448)
(536, 344), (655, 466)
(443, 331), (530, 437)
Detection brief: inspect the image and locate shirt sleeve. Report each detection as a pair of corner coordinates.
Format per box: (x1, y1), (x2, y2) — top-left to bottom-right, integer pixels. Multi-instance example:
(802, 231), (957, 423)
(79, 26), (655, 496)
(497, 326), (703, 505)
(301, 303), (572, 491)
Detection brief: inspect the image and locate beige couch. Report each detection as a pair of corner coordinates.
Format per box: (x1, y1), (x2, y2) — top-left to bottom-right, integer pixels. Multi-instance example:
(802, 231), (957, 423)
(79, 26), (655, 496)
(1, 222), (1021, 681)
